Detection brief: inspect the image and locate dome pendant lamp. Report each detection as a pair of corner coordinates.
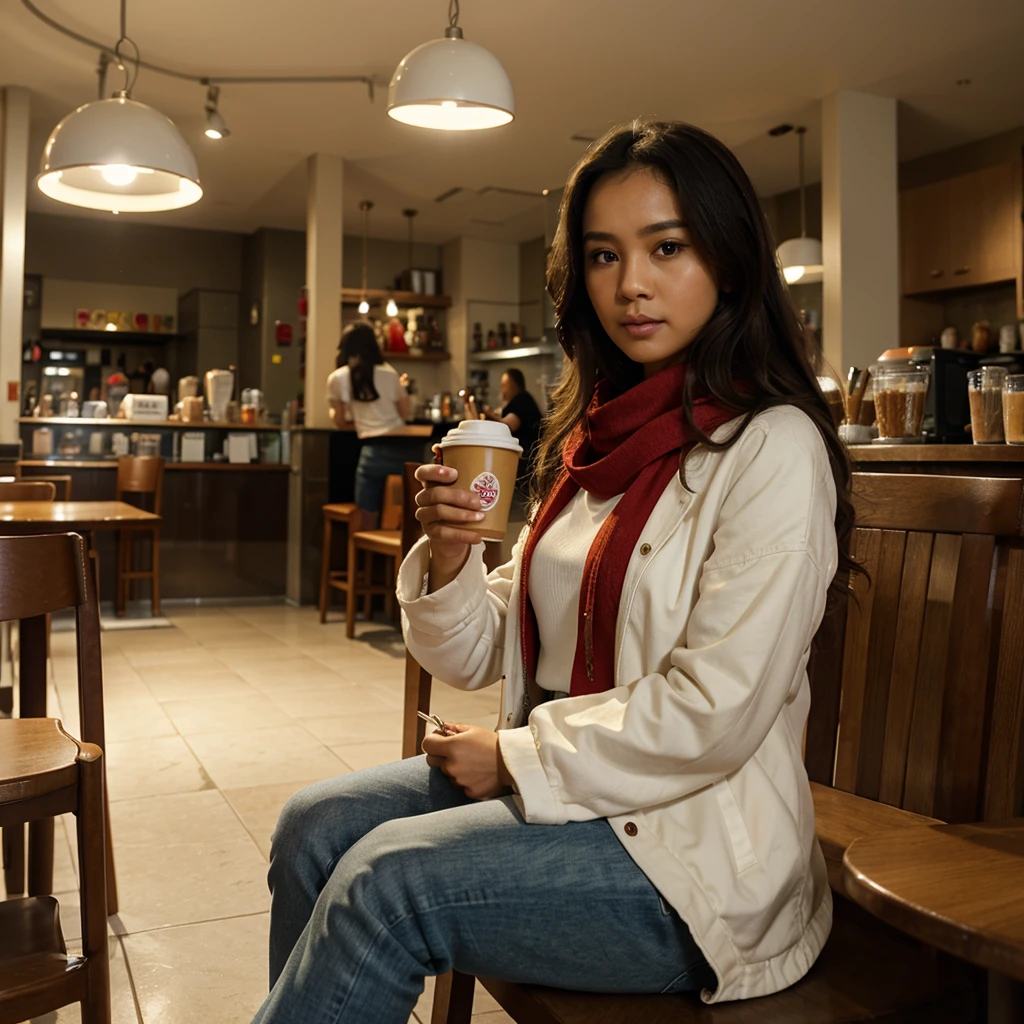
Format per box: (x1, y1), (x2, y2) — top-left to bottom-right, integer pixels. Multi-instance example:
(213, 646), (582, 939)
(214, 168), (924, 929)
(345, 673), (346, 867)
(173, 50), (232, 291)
(388, 0), (513, 131)
(36, 5), (201, 213)
(776, 126), (822, 285)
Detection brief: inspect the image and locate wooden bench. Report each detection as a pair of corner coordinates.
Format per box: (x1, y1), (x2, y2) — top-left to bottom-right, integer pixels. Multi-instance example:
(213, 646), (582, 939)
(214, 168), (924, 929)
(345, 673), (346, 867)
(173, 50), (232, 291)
(400, 469), (1024, 1023)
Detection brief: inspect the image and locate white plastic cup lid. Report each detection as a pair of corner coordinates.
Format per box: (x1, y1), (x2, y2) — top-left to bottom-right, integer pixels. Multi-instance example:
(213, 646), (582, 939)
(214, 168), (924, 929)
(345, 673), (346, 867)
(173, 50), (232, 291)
(439, 419), (523, 454)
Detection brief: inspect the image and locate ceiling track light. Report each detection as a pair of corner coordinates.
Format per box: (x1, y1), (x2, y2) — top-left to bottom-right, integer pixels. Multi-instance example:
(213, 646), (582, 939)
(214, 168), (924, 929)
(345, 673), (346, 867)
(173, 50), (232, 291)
(775, 126), (823, 285)
(203, 83), (230, 139)
(35, 0), (201, 213)
(388, 0), (514, 131)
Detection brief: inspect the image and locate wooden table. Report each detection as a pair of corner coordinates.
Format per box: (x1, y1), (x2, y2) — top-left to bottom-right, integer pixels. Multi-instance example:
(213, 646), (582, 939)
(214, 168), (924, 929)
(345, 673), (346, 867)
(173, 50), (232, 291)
(844, 820), (1024, 1022)
(0, 501), (161, 715)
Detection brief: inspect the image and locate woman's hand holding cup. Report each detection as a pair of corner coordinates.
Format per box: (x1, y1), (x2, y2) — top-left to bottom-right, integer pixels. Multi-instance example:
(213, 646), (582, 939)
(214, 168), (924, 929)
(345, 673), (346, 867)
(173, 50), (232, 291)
(415, 454), (485, 589)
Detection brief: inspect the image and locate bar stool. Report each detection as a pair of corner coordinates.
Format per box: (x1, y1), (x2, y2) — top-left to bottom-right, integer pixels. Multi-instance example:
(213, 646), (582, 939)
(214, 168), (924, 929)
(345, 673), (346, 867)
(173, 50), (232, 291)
(346, 475), (404, 639)
(318, 503), (360, 623)
(115, 455), (164, 617)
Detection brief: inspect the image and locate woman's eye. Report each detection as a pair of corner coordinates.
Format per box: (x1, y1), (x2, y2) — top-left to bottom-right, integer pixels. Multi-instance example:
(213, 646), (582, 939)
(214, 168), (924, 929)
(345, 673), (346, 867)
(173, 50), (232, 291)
(656, 240), (687, 257)
(588, 249), (617, 264)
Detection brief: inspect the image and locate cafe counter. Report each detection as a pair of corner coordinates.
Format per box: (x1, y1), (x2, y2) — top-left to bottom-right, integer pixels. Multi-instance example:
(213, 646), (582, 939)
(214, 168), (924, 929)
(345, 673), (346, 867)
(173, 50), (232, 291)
(850, 443), (1024, 477)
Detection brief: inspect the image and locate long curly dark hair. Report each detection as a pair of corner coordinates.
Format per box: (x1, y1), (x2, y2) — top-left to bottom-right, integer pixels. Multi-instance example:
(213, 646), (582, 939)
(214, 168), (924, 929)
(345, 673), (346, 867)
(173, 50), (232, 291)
(338, 322), (383, 402)
(536, 119), (861, 607)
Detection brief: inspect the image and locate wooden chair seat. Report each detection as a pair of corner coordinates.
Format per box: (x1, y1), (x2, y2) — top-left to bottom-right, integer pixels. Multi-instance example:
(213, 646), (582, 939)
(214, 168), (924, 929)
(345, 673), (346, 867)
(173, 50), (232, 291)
(810, 783), (939, 892)
(476, 915), (973, 1024)
(323, 502), (359, 521)
(352, 529), (402, 558)
(0, 895), (83, 1017)
(0, 718), (81, 804)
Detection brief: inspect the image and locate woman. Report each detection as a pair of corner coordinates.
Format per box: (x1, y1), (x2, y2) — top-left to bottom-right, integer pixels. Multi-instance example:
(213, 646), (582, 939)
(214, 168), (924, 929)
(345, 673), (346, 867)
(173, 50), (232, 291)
(256, 120), (858, 1023)
(483, 367), (543, 498)
(326, 322), (423, 530)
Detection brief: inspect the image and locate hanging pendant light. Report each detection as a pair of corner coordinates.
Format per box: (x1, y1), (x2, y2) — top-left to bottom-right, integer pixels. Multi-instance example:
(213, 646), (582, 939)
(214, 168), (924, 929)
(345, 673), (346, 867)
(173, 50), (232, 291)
(203, 84), (230, 140)
(775, 126), (822, 285)
(388, 0), (513, 131)
(36, 7), (201, 213)
(358, 201), (373, 315)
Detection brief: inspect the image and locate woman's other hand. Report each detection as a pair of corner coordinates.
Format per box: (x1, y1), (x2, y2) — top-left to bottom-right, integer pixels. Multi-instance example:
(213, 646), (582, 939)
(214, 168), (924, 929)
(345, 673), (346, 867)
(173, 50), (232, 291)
(422, 724), (514, 800)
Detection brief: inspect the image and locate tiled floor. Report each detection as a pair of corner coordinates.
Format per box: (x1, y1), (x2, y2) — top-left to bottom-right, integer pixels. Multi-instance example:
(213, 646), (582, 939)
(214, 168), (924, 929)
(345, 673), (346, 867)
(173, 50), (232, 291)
(3, 603), (512, 1024)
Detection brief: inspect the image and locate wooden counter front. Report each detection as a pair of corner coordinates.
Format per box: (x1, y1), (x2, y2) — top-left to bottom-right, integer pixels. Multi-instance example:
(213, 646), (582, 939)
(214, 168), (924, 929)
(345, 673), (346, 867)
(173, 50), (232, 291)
(849, 443), (1024, 478)
(18, 462), (287, 601)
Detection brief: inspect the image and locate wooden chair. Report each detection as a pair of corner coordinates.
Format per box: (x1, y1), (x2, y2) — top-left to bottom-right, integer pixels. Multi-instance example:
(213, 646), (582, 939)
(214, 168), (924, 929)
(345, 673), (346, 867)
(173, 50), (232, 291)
(0, 480), (56, 501)
(0, 532), (118, 918)
(0, 718), (110, 1024)
(27, 475), (73, 500)
(403, 471), (1024, 1024)
(345, 475), (404, 639)
(115, 456), (163, 617)
(318, 502), (360, 624)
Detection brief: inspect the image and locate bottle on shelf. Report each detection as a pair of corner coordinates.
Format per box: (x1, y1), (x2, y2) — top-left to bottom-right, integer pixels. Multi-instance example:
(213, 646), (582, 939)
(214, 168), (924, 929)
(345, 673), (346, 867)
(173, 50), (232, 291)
(472, 322), (483, 352)
(497, 322), (508, 347)
(487, 330), (498, 350)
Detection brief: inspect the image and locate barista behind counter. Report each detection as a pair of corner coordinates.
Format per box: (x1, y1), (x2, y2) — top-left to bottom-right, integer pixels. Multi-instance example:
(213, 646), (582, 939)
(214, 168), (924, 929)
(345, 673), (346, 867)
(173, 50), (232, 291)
(327, 322), (430, 529)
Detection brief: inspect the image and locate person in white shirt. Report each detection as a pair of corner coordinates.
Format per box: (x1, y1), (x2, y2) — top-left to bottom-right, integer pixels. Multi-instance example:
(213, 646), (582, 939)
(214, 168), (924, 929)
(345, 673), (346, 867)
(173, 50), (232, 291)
(326, 322), (424, 530)
(255, 121), (861, 1024)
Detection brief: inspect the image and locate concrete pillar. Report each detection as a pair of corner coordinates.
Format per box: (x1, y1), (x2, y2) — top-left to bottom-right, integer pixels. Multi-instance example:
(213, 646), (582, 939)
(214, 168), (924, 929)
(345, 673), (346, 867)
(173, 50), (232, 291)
(0, 87), (30, 443)
(304, 154), (343, 430)
(821, 91), (899, 374)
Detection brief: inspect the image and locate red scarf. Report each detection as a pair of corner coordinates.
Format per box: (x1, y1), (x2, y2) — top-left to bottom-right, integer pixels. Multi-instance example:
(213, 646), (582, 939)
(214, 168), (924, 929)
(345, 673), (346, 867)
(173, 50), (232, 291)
(519, 363), (738, 698)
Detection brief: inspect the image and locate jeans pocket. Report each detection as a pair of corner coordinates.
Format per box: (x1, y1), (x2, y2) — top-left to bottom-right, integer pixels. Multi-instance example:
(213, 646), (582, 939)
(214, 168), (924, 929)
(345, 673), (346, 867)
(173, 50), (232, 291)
(660, 959), (714, 994)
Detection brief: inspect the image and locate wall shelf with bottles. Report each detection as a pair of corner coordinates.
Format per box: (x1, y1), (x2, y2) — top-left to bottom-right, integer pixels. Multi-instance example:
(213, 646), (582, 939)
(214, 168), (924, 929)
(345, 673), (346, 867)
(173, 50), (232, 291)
(469, 343), (559, 362)
(18, 417), (283, 431)
(340, 288), (451, 310)
(385, 351), (451, 363)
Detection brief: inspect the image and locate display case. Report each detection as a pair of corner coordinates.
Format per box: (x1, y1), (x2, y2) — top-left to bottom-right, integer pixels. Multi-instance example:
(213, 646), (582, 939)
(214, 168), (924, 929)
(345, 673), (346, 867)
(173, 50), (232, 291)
(18, 417), (286, 466)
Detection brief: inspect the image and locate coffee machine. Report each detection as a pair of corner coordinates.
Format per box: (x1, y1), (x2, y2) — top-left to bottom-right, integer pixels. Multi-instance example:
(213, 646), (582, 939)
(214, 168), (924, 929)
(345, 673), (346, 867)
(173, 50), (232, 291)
(908, 348), (978, 443)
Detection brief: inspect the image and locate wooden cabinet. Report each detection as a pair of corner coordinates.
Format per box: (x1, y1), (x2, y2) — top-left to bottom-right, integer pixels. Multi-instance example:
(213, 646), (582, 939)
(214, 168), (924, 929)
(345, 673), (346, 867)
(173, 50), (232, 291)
(900, 162), (1020, 297)
(900, 180), (950, 294)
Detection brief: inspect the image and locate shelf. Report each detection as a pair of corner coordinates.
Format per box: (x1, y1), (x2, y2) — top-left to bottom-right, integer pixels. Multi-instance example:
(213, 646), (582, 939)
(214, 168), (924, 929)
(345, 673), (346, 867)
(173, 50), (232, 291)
(383, 351), (451, 362)
(19, 459), (288, 471)
(19, 417), (283, 432)
(39, 328), (180, 344)
(341, 288), (451, 310)
(469, 344), (560, 362)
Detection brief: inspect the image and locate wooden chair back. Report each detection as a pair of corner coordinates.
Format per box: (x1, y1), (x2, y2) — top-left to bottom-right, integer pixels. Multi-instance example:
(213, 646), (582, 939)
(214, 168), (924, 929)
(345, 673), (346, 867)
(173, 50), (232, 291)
(381, 474), (404, 532)
(116, 455), (164, 513)
(401, 463), (431, 759)
(31, 474), (73, 500)
(806, 472), (1024, 824)
(0, 480), (56, 501)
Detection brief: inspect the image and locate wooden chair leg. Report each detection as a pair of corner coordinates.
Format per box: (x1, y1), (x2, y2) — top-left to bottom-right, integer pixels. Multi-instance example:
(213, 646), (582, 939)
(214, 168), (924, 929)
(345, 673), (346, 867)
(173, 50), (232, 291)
(27, 817), (54, 896)
(345, 531), (359, 640)
(115, 530), (127, 617)
(2, 823), (25, 896)
(104, 789), (119, 915)
(385, 556), (398, 624)
(150, 527), (161, 617)
(431, 969), (475, 1024)
(78, 746), (112, 1024)
(319, 516), (333, 623)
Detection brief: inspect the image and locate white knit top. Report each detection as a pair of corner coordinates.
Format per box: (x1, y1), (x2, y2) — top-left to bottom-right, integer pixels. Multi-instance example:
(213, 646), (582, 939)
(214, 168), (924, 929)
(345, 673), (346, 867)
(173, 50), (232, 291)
(528, 489), (621, 698)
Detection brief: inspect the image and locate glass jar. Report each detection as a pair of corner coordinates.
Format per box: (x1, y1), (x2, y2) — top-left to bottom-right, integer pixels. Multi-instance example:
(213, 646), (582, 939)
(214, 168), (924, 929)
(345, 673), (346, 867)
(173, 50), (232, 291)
(872, 366), (929, 441)
(967, 366), (1007, 444)
(1002, 375), (1024, 446)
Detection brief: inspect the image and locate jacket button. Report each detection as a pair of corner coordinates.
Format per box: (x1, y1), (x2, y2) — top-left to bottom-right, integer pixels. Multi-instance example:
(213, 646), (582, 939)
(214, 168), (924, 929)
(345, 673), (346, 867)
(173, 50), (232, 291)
(624, 822), (638, 837)
(506, 713), (513, 722)
(639, 543), (651, 556)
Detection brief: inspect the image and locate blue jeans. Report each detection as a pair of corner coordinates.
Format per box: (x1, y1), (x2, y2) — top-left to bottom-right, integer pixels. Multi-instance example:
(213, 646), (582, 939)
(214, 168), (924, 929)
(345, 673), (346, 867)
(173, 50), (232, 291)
(253, 756), (713, 1024)
(355, 437), (429, 513)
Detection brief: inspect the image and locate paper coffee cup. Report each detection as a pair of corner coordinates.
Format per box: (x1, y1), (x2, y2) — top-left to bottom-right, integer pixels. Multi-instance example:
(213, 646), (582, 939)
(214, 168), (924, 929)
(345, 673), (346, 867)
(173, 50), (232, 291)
(439, 420), (522, 541)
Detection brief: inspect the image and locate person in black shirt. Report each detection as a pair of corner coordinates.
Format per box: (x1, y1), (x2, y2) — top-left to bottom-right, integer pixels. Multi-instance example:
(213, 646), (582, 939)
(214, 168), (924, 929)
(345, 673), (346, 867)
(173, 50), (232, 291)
(483, 368), (542, 501)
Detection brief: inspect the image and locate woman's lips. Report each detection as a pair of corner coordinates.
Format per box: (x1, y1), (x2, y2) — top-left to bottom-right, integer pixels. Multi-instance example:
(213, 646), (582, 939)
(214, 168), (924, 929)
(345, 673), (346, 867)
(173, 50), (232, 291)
(622, 320), (664, 338)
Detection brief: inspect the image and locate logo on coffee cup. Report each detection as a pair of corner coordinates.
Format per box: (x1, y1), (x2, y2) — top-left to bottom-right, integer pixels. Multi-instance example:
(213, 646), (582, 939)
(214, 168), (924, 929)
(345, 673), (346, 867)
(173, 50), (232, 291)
(470, 471), (500, 511)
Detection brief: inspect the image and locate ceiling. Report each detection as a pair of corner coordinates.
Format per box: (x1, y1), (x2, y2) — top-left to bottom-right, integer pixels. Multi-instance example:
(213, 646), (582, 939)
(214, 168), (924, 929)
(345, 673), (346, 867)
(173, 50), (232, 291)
(3, 0), (1023, 244)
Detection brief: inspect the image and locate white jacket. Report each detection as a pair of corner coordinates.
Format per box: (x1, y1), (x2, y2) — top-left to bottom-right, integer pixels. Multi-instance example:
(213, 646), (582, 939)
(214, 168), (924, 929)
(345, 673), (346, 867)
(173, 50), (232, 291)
(397, 405), (838, 1003)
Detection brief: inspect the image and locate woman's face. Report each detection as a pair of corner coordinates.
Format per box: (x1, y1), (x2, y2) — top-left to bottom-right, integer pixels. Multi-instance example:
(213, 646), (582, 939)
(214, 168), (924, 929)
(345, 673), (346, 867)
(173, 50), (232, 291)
(582, 167), (719, 377)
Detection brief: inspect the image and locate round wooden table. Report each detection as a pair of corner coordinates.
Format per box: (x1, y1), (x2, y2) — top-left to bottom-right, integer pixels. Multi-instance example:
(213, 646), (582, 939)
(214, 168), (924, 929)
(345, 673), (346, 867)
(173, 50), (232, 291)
(843, 819), (1024, 1023)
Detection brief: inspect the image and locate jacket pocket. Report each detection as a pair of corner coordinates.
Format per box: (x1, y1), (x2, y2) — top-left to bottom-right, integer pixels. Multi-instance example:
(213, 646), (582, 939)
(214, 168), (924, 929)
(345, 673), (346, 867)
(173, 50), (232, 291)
(713, 779), (758, 874)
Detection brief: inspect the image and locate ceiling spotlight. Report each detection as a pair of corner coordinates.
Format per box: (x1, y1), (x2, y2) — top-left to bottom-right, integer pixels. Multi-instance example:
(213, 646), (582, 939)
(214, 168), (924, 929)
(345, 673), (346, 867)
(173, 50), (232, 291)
(204, 85), (230, 139)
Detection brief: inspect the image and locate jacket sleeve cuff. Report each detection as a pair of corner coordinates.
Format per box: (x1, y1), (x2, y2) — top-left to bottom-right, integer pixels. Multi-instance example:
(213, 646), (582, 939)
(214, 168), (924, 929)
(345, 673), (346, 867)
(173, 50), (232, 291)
(498, 726), (565, 825)
(397, 537), (488, 638)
